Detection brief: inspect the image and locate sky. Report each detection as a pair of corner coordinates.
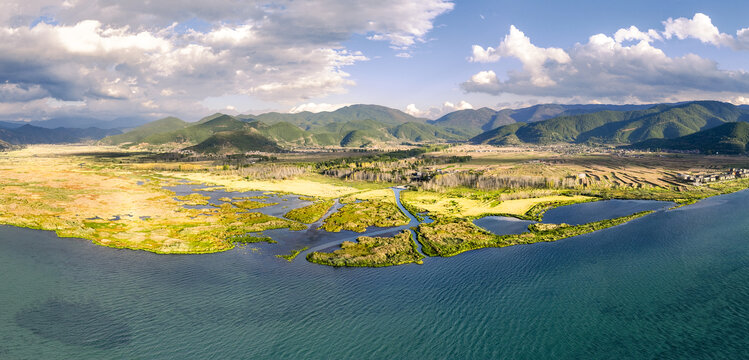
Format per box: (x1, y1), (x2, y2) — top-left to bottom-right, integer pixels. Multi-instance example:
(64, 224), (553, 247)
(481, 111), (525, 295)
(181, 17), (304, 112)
(0, 0), (748, 122)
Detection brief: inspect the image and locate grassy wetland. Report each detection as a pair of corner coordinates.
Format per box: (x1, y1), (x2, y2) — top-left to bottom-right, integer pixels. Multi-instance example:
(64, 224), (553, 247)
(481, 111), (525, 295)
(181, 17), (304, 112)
(307, 230), (424, 267)
(3, 143), (749, 264)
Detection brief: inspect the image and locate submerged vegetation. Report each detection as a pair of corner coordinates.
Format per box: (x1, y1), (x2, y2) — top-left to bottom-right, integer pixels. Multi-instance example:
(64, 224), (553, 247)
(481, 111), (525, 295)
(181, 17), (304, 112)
(307, 230), (423, 267)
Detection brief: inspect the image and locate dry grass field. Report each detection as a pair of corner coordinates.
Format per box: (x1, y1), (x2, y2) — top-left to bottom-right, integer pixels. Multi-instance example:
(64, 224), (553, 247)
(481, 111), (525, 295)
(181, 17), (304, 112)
(0, 145), (304, 253)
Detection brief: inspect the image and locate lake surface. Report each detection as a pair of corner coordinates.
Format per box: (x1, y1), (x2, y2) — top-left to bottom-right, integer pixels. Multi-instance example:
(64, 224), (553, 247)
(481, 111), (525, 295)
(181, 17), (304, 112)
(473, 199), (675, 236)
(2, 191), (749, 358)
(542, 199), (675, 225)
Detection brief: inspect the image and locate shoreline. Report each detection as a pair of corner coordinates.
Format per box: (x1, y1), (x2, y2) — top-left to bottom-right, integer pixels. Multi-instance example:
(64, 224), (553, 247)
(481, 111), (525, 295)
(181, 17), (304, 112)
(2, 183), (748, 259)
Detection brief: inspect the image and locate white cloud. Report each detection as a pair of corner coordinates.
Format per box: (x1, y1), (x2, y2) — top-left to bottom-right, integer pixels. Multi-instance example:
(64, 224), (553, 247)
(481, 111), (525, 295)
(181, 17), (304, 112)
(0, 0), (453, 120)
(736, 27), (749, 50)
(395, 52), (412, 58)
(731, 96), (749, 105)
(288, 102), (350, 113)
(405, 100), (473, 119)
(463, 16), (749, 104)
(663, 13), (734, 47)
(469, 26), (570, 87)
(614, 26), (661, 43)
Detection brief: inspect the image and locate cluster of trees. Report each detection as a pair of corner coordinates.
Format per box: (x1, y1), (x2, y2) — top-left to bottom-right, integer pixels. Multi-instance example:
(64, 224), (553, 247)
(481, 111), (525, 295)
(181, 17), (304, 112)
(322, 168), (410, 183)
(422, 172), (578, 191)
(223, 164), (309, 180)
(315, 146), (449, 169)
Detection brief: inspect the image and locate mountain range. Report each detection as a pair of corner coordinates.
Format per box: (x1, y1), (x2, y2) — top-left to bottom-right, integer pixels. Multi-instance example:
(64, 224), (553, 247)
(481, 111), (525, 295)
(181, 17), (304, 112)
(100, 107), (476, 151)
(470, 101), (749, 146)
(3, 101), (749, 153)
(0, 116), (151, 130)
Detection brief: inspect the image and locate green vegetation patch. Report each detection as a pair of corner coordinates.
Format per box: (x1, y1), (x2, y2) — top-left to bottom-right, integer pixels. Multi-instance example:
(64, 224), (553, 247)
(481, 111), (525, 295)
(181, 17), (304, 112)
(321, 200), (409, 232)
(229, 234), (277, 244)
(284, 200), (335, 224)
(276, 247), (309, 262)
(232, 200), (278, 210)
(307, 230), (424, 267)
(418, 211), (654, 257)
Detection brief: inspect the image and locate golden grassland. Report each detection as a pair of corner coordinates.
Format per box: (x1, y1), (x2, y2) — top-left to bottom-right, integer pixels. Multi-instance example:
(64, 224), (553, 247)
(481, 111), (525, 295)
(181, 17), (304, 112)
(401, 190), (593, 218)
(0, 145), (305, 253)
(157, 172), (384, 199)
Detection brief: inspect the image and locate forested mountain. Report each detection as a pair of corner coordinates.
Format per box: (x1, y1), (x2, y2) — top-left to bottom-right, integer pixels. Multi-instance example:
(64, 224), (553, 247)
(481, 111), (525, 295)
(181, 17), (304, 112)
(431, 104), (653, 132)
(629, 122), (749, 154)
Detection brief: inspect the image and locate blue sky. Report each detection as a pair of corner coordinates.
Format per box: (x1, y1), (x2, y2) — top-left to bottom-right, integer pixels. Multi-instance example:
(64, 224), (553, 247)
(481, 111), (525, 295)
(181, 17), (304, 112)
(0, 0), (747, 121)
(331, 0), (749, 116)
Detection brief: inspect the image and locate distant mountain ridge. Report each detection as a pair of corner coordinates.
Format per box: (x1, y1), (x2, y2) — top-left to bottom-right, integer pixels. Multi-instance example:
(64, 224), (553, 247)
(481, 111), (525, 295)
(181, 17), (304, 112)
(0, 116), (152, 130)
(471, 101), (749, 146)
(431, 104), (654, 131)
(239, 104), (427, 130)
(0, 125), (121, 144)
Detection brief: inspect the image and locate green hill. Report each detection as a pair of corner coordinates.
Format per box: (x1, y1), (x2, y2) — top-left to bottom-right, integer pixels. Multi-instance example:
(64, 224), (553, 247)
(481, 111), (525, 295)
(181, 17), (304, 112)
(629, 122), (749, 154)
(141, 115), (249, 145)
(99, 117), (186, 145)
(388, 122), (478, 142)
(185, 130), (282, 154)
(472, 101), (749, 145)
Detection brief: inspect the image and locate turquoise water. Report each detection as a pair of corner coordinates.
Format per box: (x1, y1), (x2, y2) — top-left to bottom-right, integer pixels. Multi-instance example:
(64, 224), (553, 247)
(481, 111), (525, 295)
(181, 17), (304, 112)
(2, 191), (749, 358)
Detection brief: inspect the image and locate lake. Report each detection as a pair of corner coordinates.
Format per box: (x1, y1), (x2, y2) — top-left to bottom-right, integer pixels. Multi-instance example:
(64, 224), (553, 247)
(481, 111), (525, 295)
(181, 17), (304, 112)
(2, 190), (749, 358)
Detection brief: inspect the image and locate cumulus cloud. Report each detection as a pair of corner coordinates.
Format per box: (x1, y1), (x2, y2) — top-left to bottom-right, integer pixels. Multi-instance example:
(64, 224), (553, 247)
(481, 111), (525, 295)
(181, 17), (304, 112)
(463, 15), (749, 103)
(0, 0), (453, 120)
(614, 26), (662, 43)
(405, 100), (473, 119)
(469, 26), (570, 87)
(662, 13), (734, 47)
